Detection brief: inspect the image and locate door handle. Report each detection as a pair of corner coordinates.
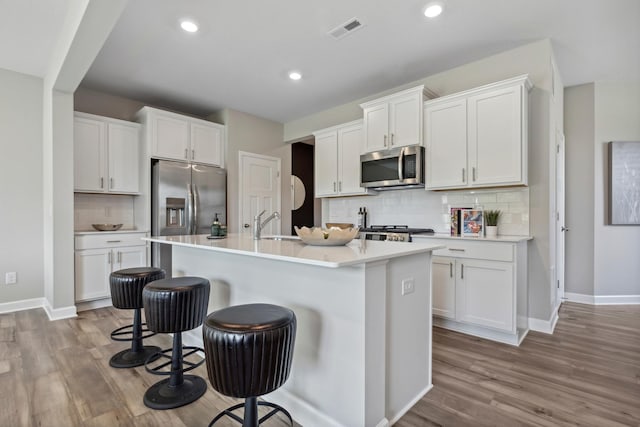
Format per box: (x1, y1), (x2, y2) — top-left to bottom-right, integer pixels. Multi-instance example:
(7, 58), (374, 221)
(398, 147), (405, 181)
(561, 226), (570, 232)
(193, 184), (200, 234)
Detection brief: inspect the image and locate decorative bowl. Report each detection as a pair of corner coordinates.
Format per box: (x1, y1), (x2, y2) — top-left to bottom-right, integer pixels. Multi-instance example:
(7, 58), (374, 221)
(325, 222), (355, 229)
(92, 223), (123, 231)
(294, 226), (359, 246)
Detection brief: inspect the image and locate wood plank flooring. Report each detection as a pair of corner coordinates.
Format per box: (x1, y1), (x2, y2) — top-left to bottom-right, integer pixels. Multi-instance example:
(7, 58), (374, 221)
(0, 302), (638, 426)
(397, 303), (640, 427)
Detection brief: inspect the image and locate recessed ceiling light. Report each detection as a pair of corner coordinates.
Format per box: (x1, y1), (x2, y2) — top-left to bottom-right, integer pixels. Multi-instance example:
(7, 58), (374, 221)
(180, 20), (198, 33)
(424, 2), (443, 18)
(289, 71), (302, 81)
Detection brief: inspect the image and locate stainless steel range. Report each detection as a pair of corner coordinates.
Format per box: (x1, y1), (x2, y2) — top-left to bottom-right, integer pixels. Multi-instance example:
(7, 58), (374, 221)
(359, 225), (434, 242)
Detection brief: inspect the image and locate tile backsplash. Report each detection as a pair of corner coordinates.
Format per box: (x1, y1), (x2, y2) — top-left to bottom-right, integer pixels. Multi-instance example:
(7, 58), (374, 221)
(324, 187), (530, 236)
(74, 193), (136, 231)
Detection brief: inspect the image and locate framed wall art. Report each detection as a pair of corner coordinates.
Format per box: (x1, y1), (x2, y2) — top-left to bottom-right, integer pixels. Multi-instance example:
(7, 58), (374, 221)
(608, 141), (640, 225)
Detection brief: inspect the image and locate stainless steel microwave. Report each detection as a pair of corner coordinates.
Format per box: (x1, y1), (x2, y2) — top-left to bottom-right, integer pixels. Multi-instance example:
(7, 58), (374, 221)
(360, 145), (425, 190)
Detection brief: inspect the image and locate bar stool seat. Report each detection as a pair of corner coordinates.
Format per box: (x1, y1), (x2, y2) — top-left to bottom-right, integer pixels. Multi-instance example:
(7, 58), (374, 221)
(109, 267), (165, 368)
(142, 276), (210, 410)
(203, 303), (296, 427)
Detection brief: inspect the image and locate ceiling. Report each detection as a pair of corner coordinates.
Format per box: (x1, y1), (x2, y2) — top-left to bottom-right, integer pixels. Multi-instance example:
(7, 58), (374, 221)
(3, 0), (639, 123)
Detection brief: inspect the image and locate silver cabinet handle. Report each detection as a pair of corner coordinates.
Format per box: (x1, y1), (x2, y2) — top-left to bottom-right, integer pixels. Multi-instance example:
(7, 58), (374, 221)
(184, 148), (188, 159)
(192, 149), (195, 160)
(118, 251), (122, 263)
(383, 134), (388, 147)
(106, 240), (122, 243)
(333, 182), (337, 192)
(100, 177), (104, 189)
(462, 168), (466, 183)
(461, 264), (464, 279)
(110, 177), (113, 189)
(108, 251), (112, 264)
(338, 181), (342, 192)
(449, 262), (453, 278)
(390, 133), (395, 146)
(449, 248), (465, 252)
(398, 147), (405, 181)
(472, 167), (476, 181)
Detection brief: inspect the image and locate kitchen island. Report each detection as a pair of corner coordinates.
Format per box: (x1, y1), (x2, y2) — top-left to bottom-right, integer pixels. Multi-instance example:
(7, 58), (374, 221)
(144, 234), (443, 427)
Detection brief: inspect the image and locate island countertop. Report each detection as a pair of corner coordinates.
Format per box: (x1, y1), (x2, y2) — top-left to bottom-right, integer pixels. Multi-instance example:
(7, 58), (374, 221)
(143, 234), (444, 268)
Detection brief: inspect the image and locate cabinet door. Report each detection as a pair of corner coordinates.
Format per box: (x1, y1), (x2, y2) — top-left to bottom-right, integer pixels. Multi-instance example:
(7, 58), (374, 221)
(337, 124), (365, 195)
(468, 85), (524, 186)
(75, 249), (111, 301)
(74, 117), (106, 192)
(191, 122), (223, 167)
(152, 112), (190, 161)
(432, 257), (456, 319)
(314, 131), (339, 197)
(425, 99), (468, 189)
(362, 103), (389, 152)
(456, 259), (514, 332)
(389, 92), (422, 148)
(115, 246), (147, 270)
(107, 123), (139, 193)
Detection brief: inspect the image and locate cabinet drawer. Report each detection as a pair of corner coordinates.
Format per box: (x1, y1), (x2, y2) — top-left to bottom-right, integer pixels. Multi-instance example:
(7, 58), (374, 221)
(429, 239), (514, 262)
(75, 232), (147, 250)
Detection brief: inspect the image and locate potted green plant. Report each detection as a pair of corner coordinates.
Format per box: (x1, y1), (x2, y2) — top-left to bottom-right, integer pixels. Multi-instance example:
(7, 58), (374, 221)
(484, 210), (501, 238)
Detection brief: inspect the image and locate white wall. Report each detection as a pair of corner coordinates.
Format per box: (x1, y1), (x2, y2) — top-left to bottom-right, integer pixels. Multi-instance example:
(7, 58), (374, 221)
(0, 69), (44, 304)
(564, 84), (595, 296)
(593, 81), (640, 296)
(211, 109), (289, 234)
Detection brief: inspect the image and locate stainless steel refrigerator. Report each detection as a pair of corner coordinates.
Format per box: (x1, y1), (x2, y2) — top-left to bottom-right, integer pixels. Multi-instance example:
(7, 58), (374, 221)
(151, 159), (226, 274)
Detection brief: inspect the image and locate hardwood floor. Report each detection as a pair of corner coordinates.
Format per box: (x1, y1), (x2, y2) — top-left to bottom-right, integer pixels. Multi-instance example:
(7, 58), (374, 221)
(0, 302), (638, 426)
(0, 306), (296, 427)
(397, 303), (640, 427)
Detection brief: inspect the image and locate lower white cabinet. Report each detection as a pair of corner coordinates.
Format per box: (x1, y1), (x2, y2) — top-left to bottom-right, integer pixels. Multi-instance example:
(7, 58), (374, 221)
(74, 232), (147, 302)
(425, 238), (529, 345)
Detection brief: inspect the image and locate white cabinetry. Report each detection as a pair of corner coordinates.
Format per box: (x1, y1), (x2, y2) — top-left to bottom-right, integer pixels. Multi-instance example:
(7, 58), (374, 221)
(423, 237), (529, 345)
(425, 75), (531, 190)
(137, 106), (225, 167)
(360, 85), (433, 152)
(74, 112), (140, 194)
(74, 232), (147, 302)
(313, 120), (374, 198)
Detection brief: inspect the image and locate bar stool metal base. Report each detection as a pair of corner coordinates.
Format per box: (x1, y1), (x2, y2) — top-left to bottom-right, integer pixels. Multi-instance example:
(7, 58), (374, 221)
(109, 346), (161, 368)
(208, 397), (294, 427)
(143, 374), (207, 410)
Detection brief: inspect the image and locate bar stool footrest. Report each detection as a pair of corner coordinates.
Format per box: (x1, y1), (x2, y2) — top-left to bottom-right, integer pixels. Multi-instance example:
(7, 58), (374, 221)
(110, 322), (156, 342)
(208, 400), (294, 426)
(144, 346), (204, 376)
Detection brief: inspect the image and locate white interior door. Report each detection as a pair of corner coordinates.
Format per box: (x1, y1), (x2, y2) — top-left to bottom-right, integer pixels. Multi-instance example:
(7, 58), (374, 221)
(239, 151), (281, 236)
(556, 132), (566, 305)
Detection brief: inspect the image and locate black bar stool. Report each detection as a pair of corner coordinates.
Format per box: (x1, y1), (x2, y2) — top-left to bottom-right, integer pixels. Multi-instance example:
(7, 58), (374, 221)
(109, 267), (165, 368)
(142, 276), (210, 410)
(203, 303), (297, 427)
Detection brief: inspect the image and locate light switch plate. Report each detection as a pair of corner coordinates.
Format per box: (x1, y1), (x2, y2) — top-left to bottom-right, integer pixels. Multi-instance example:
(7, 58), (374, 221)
(401, 278), (414, 295)
(5, 272), (17, 285)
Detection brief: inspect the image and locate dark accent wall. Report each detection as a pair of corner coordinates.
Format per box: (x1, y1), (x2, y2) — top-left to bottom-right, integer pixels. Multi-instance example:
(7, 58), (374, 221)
(291, 142), (314, 233)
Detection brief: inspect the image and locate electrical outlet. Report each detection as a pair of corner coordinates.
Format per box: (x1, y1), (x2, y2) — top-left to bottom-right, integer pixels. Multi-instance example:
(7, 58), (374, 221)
(401, 278), (415, 295)
(5, 272), (17, 285)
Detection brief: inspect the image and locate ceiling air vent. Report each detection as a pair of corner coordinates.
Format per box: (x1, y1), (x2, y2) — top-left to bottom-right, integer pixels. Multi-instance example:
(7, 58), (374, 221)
(328, 17), (364, 40)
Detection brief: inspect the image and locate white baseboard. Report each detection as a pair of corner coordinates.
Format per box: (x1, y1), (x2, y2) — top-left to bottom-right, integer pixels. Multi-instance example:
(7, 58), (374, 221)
(76, 297), (113, 312)
(43, 299), (77, 321)
(529, 304), (559, 334)
(267, 386), (346, 427)
(389, 384), (432, 425)
(565, 292), (640, 305)
(0, 297), (45, 314)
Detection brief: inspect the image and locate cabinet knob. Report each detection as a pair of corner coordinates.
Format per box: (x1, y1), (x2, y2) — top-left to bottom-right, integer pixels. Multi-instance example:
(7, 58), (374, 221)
(244, 223), (250, 228)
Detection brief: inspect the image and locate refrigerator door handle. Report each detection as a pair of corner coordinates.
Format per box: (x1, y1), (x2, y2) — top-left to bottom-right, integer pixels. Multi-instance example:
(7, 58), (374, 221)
(187, 183), (194, 234)
(193, 184), (199, 234)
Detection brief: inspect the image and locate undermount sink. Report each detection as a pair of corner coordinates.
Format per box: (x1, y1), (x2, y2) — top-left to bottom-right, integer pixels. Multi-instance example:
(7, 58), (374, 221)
(260, 235), (301, 241)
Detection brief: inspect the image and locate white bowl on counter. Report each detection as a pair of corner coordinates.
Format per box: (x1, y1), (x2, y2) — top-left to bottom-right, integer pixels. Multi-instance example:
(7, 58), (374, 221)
(91, 223), (123, 231)
(294, 226), (359, 246)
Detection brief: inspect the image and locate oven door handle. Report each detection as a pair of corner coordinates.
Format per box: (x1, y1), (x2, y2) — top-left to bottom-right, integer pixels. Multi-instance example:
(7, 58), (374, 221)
(398, 147), (405, 182)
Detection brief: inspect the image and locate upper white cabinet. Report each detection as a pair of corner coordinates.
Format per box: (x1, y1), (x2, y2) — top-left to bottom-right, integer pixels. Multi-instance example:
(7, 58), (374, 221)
(74, 112), (140, 194)
(360, 85), (434, 153)
(313, 120), (374, 198)
(425, 75), (531, 190)
(137, 106), (225, 167)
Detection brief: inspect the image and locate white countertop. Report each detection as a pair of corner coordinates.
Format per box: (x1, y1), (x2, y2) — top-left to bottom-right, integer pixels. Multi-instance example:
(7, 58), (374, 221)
(412, 233), (533, 243)
(144, 234), (444, 268)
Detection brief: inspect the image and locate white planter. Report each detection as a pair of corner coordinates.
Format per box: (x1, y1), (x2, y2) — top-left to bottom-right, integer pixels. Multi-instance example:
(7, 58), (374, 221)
(485, 225), (498, 238)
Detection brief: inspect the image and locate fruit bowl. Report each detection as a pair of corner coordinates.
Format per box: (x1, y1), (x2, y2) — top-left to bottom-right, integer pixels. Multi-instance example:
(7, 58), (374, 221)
(325, 222), (355, 229)
(92, 223), (123, 231)
(294, 226), (359, 246)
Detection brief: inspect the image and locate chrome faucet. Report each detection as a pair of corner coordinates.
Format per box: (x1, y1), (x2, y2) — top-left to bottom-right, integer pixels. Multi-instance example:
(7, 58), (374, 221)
(253, 210), (280, 240)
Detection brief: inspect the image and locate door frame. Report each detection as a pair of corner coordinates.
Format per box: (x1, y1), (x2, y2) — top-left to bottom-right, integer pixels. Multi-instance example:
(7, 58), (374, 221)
(238, 151), (282, 235)
(555, 131), (566, 305)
